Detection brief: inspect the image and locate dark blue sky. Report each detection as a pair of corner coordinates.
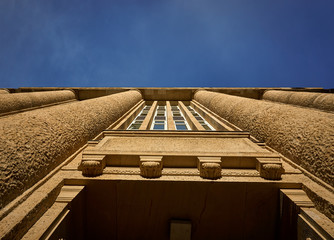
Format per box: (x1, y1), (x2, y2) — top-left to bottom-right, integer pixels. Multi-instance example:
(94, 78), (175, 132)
(0, 0), (333, 88)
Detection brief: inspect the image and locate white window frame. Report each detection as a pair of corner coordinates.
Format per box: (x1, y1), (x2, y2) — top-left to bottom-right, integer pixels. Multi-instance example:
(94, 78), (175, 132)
(151, 105), (167, 130)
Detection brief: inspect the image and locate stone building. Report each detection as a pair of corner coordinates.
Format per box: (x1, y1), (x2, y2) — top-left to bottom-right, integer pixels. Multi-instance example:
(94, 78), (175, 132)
(0, 87), (333, 240)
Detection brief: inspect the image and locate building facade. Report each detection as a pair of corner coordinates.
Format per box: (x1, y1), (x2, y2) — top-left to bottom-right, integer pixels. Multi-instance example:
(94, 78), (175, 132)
(0, 87), (333, 239)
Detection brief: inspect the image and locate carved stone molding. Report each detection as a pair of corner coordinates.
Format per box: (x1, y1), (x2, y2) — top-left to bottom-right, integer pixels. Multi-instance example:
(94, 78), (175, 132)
(260, 163), (284, 180)
(81, 154), (106, 177)
(197, 156), (222, 179)
(140, 161), (162, 178)
(200, 162), (221, 179)
(56, 185), (85, 203)
(82, 161), (103, 177)
(140, 156), (163, 178)
(256, 157), (284, 180)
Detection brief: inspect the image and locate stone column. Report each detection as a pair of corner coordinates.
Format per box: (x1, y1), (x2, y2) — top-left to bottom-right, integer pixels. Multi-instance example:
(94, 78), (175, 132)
(194, 90), (334, 187)
(262, 90), (334, 112)
(0, 90), (142, 209)
(0, 89), (9, 94)
(0, 90), (77, 115)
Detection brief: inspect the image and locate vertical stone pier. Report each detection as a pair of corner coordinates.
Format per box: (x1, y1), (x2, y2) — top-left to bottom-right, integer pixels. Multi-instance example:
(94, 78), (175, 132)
(0, 90), (142, 209)
(194, 90), (334, 187)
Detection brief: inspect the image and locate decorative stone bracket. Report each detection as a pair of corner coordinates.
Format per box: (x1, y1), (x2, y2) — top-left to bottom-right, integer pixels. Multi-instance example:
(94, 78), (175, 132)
(256, 157), (284, 180)
(81, 154), (106, 177)
(197, 157), (222, 179)
(140, 156), (163, 178)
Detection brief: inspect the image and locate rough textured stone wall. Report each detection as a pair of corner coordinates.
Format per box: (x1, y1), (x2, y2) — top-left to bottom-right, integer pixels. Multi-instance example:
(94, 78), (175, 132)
(262, 90), (334, 112)
(194, 90), (334, 187)
(0, 90), (76, 114)
(0, 90), (142, 209)
(0, 89), (9, 94)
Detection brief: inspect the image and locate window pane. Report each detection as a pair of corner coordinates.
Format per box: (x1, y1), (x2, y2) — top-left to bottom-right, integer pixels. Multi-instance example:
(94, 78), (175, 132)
(129, 124), (141, 130)
(155, 116), (166, 120)
(173, 116), (184, 120)
(153, 124), (165, 130)
(203, 125), (211, 130)
(176, 125), (188, 130)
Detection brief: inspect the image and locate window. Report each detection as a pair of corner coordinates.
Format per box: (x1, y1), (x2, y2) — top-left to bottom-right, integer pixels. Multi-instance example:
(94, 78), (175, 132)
(127, 105), (151, 130)
(127, 103), (214, 131)
(187, 106), (215, 131)
(151, 105), (167, 130)
(172, 105), (190, 131)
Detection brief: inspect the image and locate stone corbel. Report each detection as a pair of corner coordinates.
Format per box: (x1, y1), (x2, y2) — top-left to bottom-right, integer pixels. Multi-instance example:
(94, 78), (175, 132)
(256, 157), (284, 180)
(81, 154), (106, 177)
(197, 157), (222, 179)
(140, 156), (163, 178)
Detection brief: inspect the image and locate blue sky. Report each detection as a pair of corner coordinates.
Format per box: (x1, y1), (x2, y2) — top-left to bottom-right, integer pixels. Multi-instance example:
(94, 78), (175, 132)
(0, 0), (333, 88)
